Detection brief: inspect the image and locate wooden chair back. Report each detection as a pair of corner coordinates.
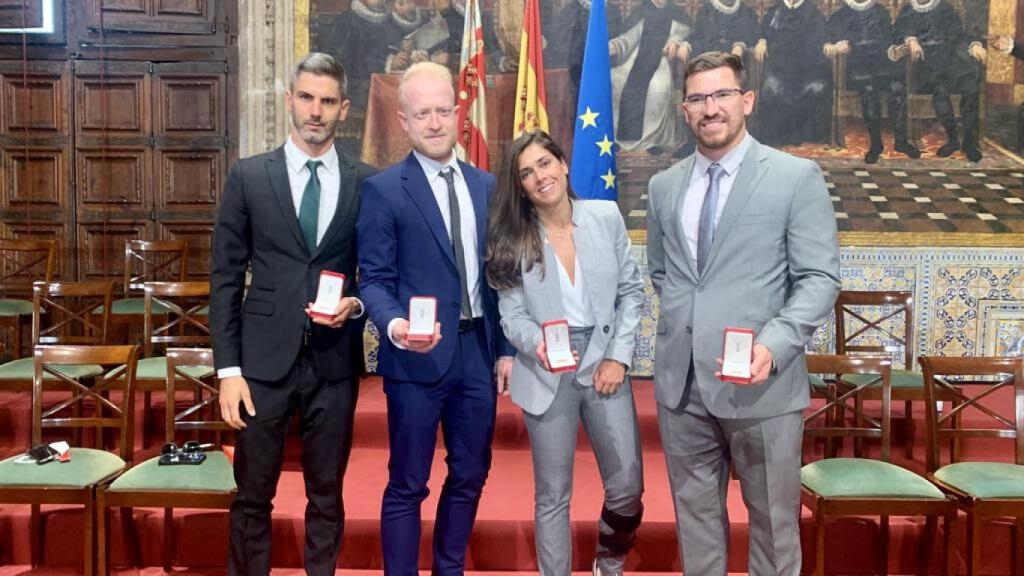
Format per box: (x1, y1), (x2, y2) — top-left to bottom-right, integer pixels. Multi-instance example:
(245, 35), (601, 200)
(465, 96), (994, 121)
(165, 347), (230, 442)
(918, 355), (1024, 472)
(123, 240), (188, 297)
(0, 239), (56, 296)
(32, 281), (114, 346)
(805, 354), (893, 461)
(32, 344), (140, 463)
(143, 281), (210, 358)
(834, 290), (914, 371)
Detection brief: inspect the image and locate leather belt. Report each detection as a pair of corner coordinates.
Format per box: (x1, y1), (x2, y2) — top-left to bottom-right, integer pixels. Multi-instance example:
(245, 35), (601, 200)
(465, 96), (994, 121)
(458, 317), (483, 332)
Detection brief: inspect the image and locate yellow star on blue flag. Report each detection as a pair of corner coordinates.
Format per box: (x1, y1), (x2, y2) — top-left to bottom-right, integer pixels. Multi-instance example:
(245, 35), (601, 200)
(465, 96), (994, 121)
(570, 0), (616, 200)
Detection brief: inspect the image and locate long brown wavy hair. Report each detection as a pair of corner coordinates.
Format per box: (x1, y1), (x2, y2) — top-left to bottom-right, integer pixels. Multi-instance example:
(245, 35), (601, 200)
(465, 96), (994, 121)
(485, 131), (577, 291)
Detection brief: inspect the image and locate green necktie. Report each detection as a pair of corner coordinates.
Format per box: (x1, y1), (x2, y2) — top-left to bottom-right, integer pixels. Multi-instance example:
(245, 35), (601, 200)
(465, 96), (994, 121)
(298, 159), (322, 251)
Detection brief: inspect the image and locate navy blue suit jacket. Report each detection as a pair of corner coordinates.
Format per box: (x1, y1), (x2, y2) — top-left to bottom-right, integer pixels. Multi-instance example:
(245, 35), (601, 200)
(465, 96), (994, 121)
(357, 153), (512, 383)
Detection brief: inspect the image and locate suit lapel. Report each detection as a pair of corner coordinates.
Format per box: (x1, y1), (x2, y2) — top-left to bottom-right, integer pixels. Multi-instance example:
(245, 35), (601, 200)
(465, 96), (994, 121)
(402, 153), (457, 269)
(672, 157), (700, 281)
(572, 204), (608, 316)
(703, 139), (771, 275)
(460, 160), (488, 267)
(524, 242), (565, 323)
(311, 157), (357, 260)
(266, 147), (308, 254)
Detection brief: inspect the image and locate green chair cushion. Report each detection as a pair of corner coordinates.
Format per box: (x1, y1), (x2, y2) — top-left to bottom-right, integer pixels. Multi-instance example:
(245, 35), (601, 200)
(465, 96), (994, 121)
(0, 299), (33, 317)
(0, 448), (125, 487)
(103, 356), (214, 381)
(934, 462), (1024, 498)
(809, 374), (828, 388)
(108, 451), (235, 493)
(802, 458), (945, 499)
(0, 357), (104, 380)
(841, 369), (923, 389)
(96, 298), (173, 316)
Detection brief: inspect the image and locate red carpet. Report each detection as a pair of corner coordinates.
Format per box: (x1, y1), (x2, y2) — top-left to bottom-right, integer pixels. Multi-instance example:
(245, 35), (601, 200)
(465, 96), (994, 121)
(0, 377), (1018, 574)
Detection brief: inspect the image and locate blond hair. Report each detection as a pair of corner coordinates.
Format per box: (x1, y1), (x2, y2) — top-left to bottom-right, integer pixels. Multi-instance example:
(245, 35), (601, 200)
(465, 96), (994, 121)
(398, 62), (455, 109)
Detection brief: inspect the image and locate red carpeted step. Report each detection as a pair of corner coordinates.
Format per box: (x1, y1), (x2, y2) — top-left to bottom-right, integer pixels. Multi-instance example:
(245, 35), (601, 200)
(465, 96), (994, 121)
(350, 377), (663, 453)
(3, 443), (1017, 574)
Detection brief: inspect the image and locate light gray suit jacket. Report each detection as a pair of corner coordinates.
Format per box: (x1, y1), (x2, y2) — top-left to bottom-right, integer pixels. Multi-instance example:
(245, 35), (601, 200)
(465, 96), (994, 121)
(647, 136), (841, 419)
(498, 200), (645, 416)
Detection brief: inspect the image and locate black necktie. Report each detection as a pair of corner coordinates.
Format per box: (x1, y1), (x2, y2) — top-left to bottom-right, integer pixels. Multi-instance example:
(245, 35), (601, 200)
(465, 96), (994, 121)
(441, 167), (473, 319)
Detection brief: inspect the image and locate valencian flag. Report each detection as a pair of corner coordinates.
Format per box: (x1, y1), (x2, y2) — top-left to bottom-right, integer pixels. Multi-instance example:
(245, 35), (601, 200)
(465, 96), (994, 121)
(570, 0), (616, 200)
(513, 0), (548, 137)
(455, 0), (489, 170)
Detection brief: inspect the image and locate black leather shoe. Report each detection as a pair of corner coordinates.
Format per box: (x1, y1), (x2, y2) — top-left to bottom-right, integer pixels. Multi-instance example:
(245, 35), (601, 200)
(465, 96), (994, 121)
(894, 141), (921, 159)
(864, 146), (883, 164)
(963, 145), (982, 162)
(937, 139), (960, 158)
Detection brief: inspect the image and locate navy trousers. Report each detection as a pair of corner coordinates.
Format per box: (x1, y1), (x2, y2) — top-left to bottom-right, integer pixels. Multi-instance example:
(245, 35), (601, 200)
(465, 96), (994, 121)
(380, 325), (497, 575)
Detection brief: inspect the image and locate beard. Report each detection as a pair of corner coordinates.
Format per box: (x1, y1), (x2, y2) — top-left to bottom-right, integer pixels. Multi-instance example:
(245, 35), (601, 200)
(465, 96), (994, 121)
(693, 114), (743, 150)
(292, 111), (337, 147)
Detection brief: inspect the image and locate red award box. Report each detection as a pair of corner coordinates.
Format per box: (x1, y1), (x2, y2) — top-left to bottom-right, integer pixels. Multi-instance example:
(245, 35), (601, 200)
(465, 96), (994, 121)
(542, 319), (577, 374)
(720, 327), (754, 384)
(407, 296), (438, 342)
(308, 271), (346, 320)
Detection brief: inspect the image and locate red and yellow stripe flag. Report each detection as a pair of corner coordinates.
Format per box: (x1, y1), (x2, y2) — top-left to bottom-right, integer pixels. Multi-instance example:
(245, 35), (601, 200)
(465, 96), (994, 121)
(513, 0), (548, 137)
(455, 0), (489, 170)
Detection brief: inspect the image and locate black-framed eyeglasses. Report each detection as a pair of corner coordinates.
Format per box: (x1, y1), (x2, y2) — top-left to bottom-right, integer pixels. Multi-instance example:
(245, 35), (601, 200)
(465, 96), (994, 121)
(682, 88), (745, 110)
(161, 440), (203, 455)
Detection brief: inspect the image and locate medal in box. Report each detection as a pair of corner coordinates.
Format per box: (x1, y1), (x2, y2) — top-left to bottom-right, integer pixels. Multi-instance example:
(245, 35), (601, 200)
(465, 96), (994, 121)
(407, 296), (438, 342)
(542, 319), (577, 373)
(720, 327), (754, 384)
(308, 271), (346, 320)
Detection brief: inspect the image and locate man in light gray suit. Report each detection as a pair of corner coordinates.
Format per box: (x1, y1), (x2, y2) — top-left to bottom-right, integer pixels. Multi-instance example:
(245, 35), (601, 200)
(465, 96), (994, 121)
(646, 51), (840, 576)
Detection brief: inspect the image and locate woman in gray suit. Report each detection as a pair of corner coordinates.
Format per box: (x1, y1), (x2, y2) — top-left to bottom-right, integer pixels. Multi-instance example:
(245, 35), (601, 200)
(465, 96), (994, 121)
(485, 131), (645, 576)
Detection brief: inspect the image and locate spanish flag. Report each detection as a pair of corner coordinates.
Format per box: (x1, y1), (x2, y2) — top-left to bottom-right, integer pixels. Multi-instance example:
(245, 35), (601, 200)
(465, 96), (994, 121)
(455, 0), (489, 171)
(513, 0), (548, 137)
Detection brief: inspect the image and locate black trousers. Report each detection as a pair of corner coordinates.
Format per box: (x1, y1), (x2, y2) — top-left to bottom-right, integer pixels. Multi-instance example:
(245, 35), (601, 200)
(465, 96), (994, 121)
(228, 348), (358, 576)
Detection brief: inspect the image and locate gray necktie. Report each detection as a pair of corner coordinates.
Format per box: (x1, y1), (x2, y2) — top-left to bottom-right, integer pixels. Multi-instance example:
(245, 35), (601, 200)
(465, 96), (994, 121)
(441, 167), (473, 319)
(697, 163), (725, 276)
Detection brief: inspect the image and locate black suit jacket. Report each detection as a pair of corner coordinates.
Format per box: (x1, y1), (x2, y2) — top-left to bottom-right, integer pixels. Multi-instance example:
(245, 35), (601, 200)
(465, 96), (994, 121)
(1012, 41), (1024, 61)
(210, 140), (375, 382)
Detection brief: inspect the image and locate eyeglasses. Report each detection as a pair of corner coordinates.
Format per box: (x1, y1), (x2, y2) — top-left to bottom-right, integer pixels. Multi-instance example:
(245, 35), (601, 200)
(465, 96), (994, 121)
(682, 88), (745, 110)
(161, 441), (207, 455)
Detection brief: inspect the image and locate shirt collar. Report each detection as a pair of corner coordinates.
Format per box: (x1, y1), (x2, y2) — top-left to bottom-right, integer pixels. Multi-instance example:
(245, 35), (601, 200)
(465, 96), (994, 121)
(285, 136), (339, 176)
(413, 148), (462, 182)
(694, 131), (752, 178)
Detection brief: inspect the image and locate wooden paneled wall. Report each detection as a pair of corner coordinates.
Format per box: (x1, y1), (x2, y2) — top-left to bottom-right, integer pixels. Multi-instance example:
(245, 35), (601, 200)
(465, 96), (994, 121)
(0, 0), (237, 283)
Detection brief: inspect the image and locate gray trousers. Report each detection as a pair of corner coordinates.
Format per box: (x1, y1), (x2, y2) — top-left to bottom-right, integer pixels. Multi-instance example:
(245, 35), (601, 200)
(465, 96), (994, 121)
(658, 380), (803, 576)
(523, 327), (644, 576)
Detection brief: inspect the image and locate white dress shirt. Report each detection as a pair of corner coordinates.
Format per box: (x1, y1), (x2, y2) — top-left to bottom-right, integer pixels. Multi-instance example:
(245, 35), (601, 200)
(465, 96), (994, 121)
(217, 136), (360, 380)
(387, 149), (483, 348)
(682, 132), (752, 269)
(554, 254), (596, 329)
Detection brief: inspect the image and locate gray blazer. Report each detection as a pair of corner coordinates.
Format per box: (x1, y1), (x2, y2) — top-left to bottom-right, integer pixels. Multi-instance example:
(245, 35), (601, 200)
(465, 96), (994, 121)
(646, 137), (841, 419)
(498, 200), (645, 416)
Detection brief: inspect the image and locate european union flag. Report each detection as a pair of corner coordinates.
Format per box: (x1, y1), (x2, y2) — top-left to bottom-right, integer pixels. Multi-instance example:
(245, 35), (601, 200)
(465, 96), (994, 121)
(570, 0), (616, 200)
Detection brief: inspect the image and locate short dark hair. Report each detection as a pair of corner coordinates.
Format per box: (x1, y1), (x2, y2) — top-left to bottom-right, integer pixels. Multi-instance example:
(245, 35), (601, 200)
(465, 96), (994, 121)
(290, 52), (348, 98)
(683, 51), (745, 94)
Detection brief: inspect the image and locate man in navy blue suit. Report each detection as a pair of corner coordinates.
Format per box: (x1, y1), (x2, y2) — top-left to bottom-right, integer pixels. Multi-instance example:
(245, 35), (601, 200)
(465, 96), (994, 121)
(357, 61), (514, 575)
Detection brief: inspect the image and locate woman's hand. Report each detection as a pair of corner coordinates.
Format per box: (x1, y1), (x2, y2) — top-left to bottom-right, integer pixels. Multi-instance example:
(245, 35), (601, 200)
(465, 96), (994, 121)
(594, 359), (626, 395)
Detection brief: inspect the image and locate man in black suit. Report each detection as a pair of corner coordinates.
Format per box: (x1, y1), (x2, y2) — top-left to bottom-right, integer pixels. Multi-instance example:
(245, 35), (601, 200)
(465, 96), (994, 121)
(210, 52), (375, 576)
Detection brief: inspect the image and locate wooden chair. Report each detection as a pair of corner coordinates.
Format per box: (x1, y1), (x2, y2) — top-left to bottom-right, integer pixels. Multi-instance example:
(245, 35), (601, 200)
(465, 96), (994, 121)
(0, 239), (56, 359)
(0, 281), (114, 393)
(98, 347), (235, 575)
(105, 240), (189, 333)
(0, 344), (139, 576)
(802, 354), (955, 576)
(919, 355), (1024, 576)
(834, 290), (946, 459)
(101, 281), (212, 447)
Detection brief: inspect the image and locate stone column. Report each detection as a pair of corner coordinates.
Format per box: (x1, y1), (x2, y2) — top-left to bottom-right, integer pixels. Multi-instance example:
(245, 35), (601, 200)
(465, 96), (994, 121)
(238, 0), (297, 158)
